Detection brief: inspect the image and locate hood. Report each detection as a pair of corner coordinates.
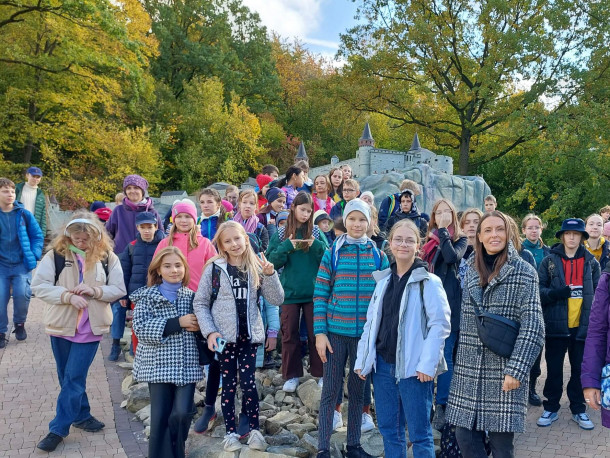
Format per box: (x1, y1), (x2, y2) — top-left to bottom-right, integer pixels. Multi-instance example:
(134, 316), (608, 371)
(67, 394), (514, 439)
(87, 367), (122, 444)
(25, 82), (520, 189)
(373, 258), (429, 283)
(550, 242), (588, 260)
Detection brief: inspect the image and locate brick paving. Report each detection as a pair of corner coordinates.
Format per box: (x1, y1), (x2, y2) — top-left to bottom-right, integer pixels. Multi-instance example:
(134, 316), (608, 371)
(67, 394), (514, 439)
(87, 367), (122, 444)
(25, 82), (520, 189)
(1, 298), (609, 457)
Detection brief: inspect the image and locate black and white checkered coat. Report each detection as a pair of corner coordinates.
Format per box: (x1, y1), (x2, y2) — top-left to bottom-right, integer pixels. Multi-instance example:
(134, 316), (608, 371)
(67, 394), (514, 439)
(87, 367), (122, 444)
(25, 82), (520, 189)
(130, 285), (202, 386)
(446, 243), (544, 433)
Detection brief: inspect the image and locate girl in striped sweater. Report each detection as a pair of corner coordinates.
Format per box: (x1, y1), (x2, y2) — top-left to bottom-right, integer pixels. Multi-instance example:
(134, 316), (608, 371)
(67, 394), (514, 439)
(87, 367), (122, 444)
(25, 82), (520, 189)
(313, 199), (389, 458)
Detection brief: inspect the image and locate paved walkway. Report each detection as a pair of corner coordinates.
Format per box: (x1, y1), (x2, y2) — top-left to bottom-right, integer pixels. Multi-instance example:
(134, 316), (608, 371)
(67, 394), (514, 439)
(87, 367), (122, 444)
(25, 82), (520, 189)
(1, 298), (609, 457)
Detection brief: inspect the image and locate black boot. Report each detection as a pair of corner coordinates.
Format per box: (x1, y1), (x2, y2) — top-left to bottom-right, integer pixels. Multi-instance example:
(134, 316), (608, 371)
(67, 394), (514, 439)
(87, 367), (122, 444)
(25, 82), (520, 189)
(529, 388), (542, 406)
(346, 444), (374, 458)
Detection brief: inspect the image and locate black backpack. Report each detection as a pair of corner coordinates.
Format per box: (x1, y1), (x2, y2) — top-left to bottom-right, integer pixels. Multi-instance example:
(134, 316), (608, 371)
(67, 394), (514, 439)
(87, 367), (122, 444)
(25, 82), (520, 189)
(53, 250), (109, 285)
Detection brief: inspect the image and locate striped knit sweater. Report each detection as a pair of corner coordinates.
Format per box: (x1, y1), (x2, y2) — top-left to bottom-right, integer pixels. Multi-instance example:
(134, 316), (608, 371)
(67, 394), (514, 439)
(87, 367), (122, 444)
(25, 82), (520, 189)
(313, 242), (389, 337)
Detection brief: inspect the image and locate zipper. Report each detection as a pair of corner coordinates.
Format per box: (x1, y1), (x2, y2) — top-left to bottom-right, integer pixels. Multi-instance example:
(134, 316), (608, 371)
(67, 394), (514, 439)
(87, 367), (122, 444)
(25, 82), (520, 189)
(355, 247), (360, 337)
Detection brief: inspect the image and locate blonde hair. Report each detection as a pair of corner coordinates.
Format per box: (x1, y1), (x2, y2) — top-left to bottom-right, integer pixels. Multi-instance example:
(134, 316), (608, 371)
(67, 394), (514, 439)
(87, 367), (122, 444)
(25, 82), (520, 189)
(167, 214), (199, 251)
(367, 205), (381, 237)
(399, 179), (420, 195)
(585, 213), (604, 225)
(505, 214), (523, 251)
(343, 178), (360, 191)
(427, 199), (464, 242)
(238, 188), (258, 207)
(147, 247), (190, 287)
(211, 221), (262, 289)
(48, 211), (114, 270)
(387, 219), (421, 250)
(460, 208), (484, 229)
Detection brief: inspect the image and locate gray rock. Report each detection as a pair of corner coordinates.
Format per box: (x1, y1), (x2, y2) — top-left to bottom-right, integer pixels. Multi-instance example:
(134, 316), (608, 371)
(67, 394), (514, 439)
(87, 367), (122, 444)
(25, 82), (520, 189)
(283, 395), (294, 404)
(117, 362), (133, 370)
(193, 390), (204, 406)
(259, 401), (277, 412)
(125, 352), (134, 363)
(121, 374), (134, 395)
(280, 405), (292, 411)
(126, 383), (150, 413)
(263, 394), (275, 404)
(260, 409), (278, 418)
(211, 424), (226, 438)
(266, 446), (309, 457)
(287, 423), (316, 438)
(296, 379), (321, 412)
(360, 430), (384, 457)
(135, 404), (151, 422)
(120, 399), (128, 408)
(272, 374), (284, 387)
(298, 433), (318, 455)
(274, 390), (286, 403)
(266, 411), (301, 435)
(238, 450), (285, 458)
(264, 429), (299, 446)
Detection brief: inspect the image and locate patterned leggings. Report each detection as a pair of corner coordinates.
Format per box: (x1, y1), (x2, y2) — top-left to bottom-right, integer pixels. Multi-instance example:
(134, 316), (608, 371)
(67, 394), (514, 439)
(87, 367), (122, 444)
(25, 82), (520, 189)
(218, 336), (259, 433)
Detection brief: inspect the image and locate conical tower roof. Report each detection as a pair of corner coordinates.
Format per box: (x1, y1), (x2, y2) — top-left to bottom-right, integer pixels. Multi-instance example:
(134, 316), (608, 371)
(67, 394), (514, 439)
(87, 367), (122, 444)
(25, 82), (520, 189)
(409, 132), (421, 151)
(296, 141), (308, 160)
(360, 122), (373, 141)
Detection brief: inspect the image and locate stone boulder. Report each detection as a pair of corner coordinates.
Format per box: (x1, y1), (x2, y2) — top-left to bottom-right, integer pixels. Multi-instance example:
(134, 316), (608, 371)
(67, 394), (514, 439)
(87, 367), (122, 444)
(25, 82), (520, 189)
(266, 411), (301, 435)
(296, 379), (321, 412)
(126, 383), (150, 413)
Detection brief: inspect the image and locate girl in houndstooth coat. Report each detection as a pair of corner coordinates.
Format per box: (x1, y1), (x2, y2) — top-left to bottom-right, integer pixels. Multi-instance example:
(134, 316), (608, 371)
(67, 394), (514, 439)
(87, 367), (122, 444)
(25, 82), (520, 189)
(131, 247), (202, 458)
(445, 211), (544, 457)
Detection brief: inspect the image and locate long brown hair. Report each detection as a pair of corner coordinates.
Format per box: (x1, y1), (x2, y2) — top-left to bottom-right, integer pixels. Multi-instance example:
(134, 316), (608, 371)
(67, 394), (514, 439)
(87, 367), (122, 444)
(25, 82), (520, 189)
(285, 191), (314, 251)
(147, 246), (190, 287)
(198, 187), (228, 230)
(426, 198), (464, 242)
(328, 167), (343, 195)
(474, 211), (512, 288)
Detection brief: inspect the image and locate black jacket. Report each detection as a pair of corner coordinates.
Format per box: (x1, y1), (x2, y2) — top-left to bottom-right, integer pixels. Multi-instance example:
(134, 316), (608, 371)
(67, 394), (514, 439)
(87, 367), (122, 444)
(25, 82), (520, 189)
(384, 209), (428, 239)
(429, 228), (467, 331)
(119, 230), (166, 298)
(538, 243), (601, 340)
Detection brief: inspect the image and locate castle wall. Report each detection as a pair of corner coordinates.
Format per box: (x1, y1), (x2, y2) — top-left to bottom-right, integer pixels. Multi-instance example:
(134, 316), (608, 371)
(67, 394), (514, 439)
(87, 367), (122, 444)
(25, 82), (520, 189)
(308, 158), (359, 179)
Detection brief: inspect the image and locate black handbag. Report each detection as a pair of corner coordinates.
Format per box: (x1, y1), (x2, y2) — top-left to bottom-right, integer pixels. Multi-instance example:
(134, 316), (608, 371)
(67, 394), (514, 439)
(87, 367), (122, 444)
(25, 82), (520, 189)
(470, 294), (520, 359)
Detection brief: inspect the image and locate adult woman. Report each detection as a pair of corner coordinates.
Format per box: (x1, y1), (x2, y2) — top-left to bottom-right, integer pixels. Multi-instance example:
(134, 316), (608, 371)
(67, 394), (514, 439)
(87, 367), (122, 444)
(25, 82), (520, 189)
(581, 262), (610, 428)
(446, 211), (544, 457)
(328, 167), (343, 203)
(32, 214), (126, 452)
(584, 214), (610, 270)
(421, 199), (467, 430)
(355, 219), (451, 457)
(105, 174), (163, 361)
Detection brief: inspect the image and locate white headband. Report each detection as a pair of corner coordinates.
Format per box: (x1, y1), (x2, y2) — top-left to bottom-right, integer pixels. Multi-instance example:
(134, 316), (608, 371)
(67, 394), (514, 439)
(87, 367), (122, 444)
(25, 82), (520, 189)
(65, 218), (102, 240)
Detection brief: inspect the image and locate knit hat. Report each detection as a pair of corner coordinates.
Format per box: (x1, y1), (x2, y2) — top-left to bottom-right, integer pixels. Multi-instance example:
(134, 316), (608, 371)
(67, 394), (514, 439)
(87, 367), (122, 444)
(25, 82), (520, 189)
(276, 211), (290, 225)
(123, 174), (149, 193)
(221, 199), (234, 213)
(360, 191), (374, 203)
(343, 198), (371, 226)
(94, 207), (112, 222)
(90, 201), (106, 212)
(265, 187), (286, 203)
(604, 221), (610, 238)
(256, 174), (274, 191)
(314, 210), (333, 229)
(172, 199), (197, 221)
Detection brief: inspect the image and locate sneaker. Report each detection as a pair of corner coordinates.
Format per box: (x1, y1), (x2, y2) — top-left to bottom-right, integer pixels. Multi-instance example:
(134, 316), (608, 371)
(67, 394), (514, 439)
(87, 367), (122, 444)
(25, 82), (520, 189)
(282, 377), (299, 393)
(222, 432), (242, 451)
(528, 389), (542, 407)
(13, 323), (26, 341)
(346, 444), (374, 458)
(572, 413), (594, 430)
(108, 343), (121, 361)
(247, 429), (267, 451)
(37, 432), (63, 452)
(237, 412), (249, 439)
(73, 416), (105, 432)
(318, 377), (324, 388)
(194, 405), (217, 434)
(333, 410), (343, 431)
(0, 333), (7, 349)
(432, 404), (446, 430)
(361, 412), (374, 432)
(537, 410), (558, 427)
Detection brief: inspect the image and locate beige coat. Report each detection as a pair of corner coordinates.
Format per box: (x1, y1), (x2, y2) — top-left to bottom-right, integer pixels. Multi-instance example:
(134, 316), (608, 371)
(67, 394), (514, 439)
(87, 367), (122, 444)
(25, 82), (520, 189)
(32, 250), (126, 336)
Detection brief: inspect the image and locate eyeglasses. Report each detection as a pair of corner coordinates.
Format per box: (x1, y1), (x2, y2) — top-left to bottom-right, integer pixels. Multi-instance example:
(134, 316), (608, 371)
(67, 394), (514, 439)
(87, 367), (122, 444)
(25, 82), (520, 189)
(392, 238), (417, 247)
(343, 188), (357, 193)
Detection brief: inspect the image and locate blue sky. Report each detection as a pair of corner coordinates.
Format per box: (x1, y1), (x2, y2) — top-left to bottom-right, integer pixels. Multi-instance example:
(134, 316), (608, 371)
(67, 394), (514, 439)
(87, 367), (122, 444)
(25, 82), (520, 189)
(242, 0), (360, 59)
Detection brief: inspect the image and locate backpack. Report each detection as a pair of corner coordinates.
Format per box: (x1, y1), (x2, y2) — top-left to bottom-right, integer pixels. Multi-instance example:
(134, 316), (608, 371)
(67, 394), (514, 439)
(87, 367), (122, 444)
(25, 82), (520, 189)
(387, 194), (398, 219)
(247, 223), (266, 254)
(53, 250), (109, 285)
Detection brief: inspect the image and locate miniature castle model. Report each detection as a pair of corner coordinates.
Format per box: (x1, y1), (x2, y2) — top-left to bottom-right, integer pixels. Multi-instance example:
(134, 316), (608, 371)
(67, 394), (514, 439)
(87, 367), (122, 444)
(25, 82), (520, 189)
(306, 123), (454, 178)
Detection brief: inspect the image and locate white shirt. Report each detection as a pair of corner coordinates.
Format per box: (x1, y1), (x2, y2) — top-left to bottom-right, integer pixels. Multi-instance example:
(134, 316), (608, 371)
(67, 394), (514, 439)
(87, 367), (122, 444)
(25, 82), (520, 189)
(20, 183), (37, 214)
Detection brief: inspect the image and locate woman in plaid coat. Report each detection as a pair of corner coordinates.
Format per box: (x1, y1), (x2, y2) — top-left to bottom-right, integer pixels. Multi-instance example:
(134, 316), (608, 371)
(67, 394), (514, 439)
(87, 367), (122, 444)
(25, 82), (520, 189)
(446, 211), (544, 457)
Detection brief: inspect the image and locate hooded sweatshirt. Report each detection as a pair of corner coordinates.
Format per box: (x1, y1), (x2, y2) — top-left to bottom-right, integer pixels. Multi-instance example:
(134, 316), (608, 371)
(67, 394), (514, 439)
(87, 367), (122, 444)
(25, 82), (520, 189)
(561, 247), (585, 328)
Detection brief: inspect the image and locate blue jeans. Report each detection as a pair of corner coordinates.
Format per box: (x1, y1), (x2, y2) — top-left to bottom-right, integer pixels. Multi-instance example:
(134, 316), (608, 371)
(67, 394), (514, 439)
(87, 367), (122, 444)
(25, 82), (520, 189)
(110, 301), (127, 340)
(373, 355), (434, 458)
(0, 262), (31, 333)
(49, 337), (99, 437)
(435, 330), (458, 405)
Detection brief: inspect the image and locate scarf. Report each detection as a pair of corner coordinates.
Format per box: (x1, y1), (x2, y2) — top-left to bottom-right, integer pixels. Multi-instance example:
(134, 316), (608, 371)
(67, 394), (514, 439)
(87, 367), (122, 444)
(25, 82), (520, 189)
(199, 209), (220, 222)
(234, 211), (259, 233)
(122, 196), (152, 212)
(159, 280), (182, 302)
(421, 226), (455, 273)
(332, 233), (374, 262)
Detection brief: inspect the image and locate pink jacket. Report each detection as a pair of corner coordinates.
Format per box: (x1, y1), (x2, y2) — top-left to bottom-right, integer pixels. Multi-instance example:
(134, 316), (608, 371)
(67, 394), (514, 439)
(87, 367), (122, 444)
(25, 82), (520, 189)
(154, 233), (217, 292)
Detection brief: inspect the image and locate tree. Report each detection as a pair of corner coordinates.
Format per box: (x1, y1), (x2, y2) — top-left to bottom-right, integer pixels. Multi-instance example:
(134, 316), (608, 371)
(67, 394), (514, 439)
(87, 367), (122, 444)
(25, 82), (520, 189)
(337, 0), (608, 174)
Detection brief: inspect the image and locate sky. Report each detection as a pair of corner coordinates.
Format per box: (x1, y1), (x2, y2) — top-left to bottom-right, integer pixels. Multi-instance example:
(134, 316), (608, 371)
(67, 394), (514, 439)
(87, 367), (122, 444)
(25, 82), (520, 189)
(241, 0), (360, 60)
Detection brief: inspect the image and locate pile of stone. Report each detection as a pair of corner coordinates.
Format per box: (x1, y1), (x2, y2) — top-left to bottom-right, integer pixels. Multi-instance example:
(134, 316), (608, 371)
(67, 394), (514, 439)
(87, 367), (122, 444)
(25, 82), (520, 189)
(117, 330), (441, 457)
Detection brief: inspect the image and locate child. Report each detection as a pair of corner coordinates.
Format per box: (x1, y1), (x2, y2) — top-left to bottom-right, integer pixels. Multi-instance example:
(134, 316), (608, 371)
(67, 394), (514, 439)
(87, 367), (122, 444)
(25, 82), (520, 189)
(314, 199), (389, 458)
(378, 179), (421, 229)
(312, 175), (334, 213)
(261, 164), (279, 179)
(198, 188), (229, 241)
(314, 210), (334, 245)
(119, 212), (166, 356)
(359, 191), (374, 207)
(256, 174), (274, 209)
(333, 218), (346, 238)
(194, 221), (284, 452)
(383, 189), (428, 238)
(329, 178), (360, 221)
(599, 205), (610, 222)
(521, 214), (550, 268)
(90, 201), (112, 223)
(355, 219), (451, 457)
(266, 192), (329, 392)
(276, 211), (289, 229)
(0, 177), (43, 347)
(340, 164), (353, 180)
(295, 160), (313, 194)
(154, 199), (217, 292)
(278, 166), (305, 208)
(584, 213), (610, 269)
(32, 214), (125, 452)
(328, 167), (344, 203)
(234, 189), (269, 252)
(130, 247), (202, 458)
(484, 194), (497, 212)
(257, 188), (287, 239)
(224, 185), (239, 210)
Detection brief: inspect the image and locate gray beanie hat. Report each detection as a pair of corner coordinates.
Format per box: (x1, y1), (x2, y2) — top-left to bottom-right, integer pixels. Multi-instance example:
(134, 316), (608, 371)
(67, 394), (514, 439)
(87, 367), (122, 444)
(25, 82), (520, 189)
(343, 198), (371, 226)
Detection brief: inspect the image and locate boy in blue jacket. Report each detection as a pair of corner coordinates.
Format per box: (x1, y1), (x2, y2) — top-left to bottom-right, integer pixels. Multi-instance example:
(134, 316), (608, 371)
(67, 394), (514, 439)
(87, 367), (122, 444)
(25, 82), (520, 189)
(0, 178), (44, 348)
(116, 212), (165, 358)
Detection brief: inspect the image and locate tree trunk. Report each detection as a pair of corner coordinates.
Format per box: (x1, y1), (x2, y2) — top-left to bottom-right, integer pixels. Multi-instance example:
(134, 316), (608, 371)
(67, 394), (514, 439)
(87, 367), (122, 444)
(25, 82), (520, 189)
(458, 128), (472, 175)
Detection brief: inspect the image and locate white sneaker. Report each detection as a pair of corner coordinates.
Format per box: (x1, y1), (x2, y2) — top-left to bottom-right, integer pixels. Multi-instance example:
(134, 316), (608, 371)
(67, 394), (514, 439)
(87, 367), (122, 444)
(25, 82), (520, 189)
(318, 377), (324, 388)
(361, 412), (375, 432)
(247, 429), (268, 451)
(333, 410), (343, 431)
(572, 413), (594, 430)
(282, 377), (299, 393)
(222, 432), (242, 452)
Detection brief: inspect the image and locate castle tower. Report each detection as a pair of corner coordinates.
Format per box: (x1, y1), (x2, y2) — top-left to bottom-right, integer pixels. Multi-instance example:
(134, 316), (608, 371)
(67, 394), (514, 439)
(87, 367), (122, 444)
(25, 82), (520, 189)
(357, 123), (374, 177)
(295, 141), (308, 163)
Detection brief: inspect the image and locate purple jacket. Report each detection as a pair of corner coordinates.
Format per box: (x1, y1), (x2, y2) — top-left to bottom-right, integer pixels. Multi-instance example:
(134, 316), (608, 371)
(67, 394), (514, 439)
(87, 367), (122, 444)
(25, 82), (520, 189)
(105, 198), (163, 253)
(581, 270), (610, 428)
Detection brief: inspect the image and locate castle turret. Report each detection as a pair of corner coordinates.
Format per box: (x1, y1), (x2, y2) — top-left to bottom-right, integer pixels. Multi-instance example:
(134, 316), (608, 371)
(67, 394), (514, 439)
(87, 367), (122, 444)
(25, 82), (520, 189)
(295, 141), (308, 163)
(357, 123), (374, 176)
(359, 123), (375, 147)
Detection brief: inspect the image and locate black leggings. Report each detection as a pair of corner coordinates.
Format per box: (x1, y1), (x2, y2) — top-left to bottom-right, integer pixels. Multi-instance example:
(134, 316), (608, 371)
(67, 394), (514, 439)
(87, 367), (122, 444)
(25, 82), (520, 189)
(455, 427), (514, 458)
(148, 383), (196, 458)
